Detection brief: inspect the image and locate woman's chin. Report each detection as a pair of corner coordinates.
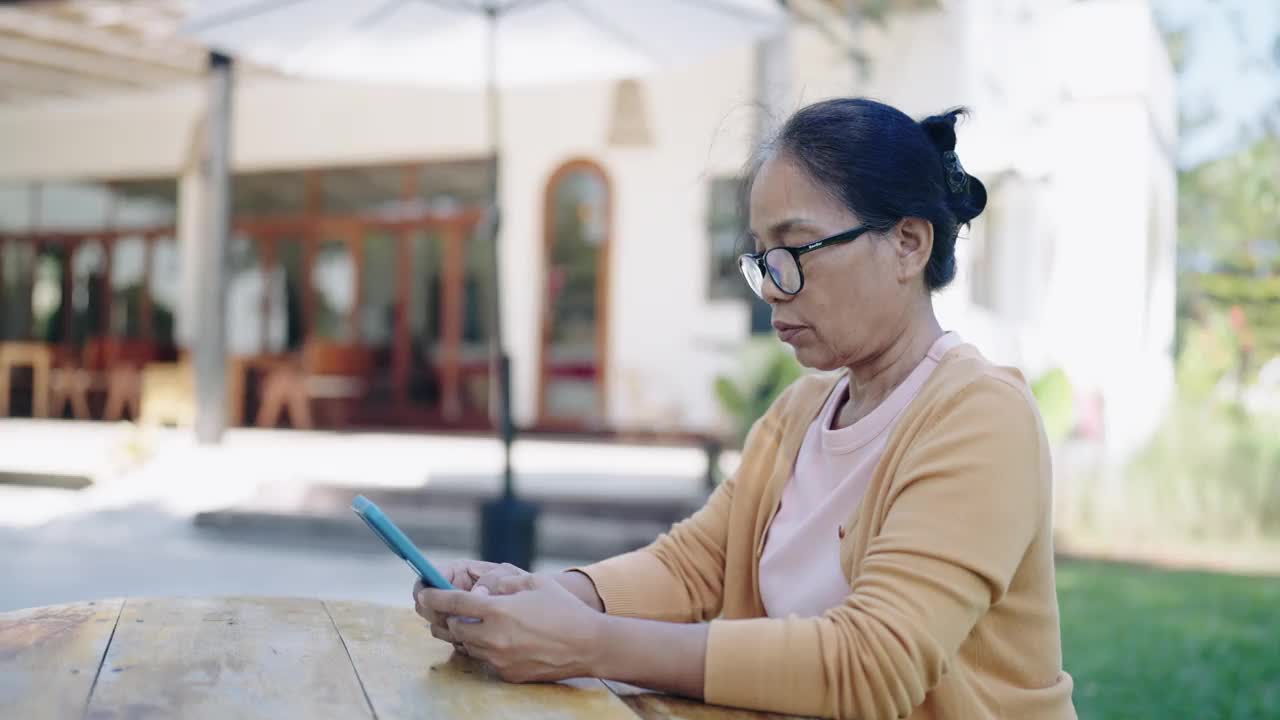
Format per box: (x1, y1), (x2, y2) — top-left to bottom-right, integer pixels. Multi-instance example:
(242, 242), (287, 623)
(791, 345), (840, 373)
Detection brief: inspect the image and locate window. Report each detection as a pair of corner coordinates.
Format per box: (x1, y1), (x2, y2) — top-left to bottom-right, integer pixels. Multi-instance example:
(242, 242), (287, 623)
(707, 176), (747, 300)
(111, 181), (177, 228)
(324, 166), (404, 215)
(421, 159), (493, 210)
(541, 162), (610, 423)
(110, 236), (148, 337)
(149, 237), (179, 347)
(31, 247), (66, 343)
(234, 171), (307, 217)
(361, 231), (398, 347)
(0, 183), (35, 230)
(313, 239), (356, 342)
(0, 179), (176, 347)
(39, 180), (176, 230)
(70, 241), (107, 344)
(1, 239), (36, 340)
(705, 176), (773, 334)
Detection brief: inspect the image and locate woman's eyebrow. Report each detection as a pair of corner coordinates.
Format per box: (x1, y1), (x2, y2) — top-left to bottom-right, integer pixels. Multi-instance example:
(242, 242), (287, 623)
(770, 218), (821, 238)
(748, 217), (820, 242)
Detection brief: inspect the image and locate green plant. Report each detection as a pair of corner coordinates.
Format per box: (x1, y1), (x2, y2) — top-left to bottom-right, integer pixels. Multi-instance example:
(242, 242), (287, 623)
(1125, 398), (1280, 541)
(1117, 309), (1280, 541)
(1031, 367), (1075, 444)
(714, 338), (806, 446)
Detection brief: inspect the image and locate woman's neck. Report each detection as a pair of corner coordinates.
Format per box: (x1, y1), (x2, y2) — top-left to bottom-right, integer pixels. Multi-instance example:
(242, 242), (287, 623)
(837, 311), (944, 428)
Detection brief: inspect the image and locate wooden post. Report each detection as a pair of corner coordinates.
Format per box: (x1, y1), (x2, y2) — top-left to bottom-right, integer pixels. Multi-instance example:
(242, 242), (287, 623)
(302, 171), (321, 340)
(0, 235), (5, 339)
(259, 235), (274, 353)
(349, 226), (363, 343)
(141, 235), (155, 342)
(392, 167), (418, 408)
(61, 241), (74, 351)
(101, 237), (114, 342)
(440, 226), (464, 420)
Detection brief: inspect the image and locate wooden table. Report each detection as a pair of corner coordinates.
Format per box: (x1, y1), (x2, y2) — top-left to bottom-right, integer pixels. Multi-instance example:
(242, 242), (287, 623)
(0, 597), (794, 720)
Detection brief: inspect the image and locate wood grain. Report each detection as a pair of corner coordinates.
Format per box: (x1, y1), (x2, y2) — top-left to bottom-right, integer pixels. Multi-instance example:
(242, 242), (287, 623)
(325, 600), (641, 720)
(604, 680), (805, 720)
(0, 599), (124, 720)
(1, 598), (790, 719)
(83, 597), (372, 720)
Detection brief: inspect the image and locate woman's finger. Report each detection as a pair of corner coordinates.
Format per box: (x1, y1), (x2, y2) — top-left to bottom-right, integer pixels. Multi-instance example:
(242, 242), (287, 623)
(429, 621), (456, 645)
(472, 563), (527, 593)
(493, 574), (538, 595)
(453, 560), (502, 590)
(422, 587), (495, 621)
(448, 615), (494, 651)
(416, 588), (458, 633)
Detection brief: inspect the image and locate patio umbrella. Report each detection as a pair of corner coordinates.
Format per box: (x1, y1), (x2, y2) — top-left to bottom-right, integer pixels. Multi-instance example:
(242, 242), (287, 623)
(181, 0), (786, 566)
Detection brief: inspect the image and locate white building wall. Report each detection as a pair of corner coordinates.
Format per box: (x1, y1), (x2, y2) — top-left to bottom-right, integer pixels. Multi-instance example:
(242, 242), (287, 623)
(0, 1), (1177, 450)
(0, 42), (768, 432)
(1043, 0), (1177, 460)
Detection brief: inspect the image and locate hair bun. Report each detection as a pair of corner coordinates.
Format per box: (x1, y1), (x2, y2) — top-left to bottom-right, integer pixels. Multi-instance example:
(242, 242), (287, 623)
(920, 107), (965, 154)
(920, 107), (986, 224)
(951, 173), (987, 224)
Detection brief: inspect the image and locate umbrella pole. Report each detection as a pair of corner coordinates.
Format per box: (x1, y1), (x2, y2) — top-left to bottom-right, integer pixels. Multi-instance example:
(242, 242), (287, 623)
(484, 10), (514, 505)
(479, 7), (539, 570)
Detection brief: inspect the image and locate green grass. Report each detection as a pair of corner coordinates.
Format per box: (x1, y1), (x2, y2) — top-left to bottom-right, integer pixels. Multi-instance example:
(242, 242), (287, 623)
(1058, 560), (1280, 719)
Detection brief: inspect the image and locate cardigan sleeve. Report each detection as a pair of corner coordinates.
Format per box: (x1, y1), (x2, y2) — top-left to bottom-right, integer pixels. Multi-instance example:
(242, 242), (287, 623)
(572, 392), (788, 624)
(702, 376), (1049, 719)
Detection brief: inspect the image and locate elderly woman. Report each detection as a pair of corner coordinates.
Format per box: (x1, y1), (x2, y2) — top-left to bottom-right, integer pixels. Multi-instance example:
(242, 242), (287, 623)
(416, 97), (1077, 720)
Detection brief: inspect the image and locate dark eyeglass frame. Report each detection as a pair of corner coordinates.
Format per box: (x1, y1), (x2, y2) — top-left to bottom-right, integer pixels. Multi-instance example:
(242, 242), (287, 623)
(738, 225), (871, 297)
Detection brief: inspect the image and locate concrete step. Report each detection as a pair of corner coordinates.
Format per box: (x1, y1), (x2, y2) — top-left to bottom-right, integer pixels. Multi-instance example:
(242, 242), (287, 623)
(193, 473), (707, 563)
(284, 480), (705, 523)
(193, 503), (674, 564)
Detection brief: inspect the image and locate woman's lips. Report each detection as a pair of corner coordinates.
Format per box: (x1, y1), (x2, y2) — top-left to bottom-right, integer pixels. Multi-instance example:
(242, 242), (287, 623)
(773, 322), (808, 343)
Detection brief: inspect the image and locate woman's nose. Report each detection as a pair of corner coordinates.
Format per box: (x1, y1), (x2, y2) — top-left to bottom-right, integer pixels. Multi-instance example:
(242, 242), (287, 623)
(760, 273), (792, 304)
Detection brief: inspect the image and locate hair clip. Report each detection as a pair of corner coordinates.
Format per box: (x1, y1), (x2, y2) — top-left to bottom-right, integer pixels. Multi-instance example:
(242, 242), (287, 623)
(942, 151), (970, 195)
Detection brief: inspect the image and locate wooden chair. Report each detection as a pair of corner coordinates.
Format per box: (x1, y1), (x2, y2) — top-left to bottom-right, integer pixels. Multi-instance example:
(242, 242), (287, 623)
(49, 346), (93, 420)
(255, 361), (315, 429)
(99, 340), (156, 422)
(0, 342), (52, 418)
(254, 341), (372, 429)
(139, 359), (196, 428)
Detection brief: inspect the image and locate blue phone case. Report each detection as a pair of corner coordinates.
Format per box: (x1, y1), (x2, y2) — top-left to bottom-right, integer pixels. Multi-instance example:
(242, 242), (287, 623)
(351, 495), (455, 590)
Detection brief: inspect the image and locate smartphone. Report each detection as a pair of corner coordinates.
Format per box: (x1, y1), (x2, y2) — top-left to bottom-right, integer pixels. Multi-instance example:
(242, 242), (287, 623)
(351, 495), (455, 590)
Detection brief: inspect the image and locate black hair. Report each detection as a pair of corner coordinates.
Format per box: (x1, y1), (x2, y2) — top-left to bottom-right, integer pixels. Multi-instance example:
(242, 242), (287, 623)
(749, 98), (987, 291)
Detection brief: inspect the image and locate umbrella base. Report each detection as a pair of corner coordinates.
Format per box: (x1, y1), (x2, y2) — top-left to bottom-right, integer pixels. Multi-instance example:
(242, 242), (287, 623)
(480, 496), (541, 570)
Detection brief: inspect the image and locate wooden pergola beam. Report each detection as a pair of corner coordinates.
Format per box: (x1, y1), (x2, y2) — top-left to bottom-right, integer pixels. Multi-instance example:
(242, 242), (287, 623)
(0, 58), (101, 96)
(0, 32), (192, 87)
(0, 7), (203, 76)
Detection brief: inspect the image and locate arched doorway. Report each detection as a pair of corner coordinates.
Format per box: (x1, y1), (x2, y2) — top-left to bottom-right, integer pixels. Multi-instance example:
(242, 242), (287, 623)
(537, 160), (611, 428)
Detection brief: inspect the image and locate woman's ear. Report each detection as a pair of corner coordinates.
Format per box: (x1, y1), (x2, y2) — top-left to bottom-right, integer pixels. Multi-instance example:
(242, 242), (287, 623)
(894, 217), (934, 283)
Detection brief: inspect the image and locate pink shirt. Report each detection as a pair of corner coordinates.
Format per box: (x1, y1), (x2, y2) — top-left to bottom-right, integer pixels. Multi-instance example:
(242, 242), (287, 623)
(759, 332), (964, 618)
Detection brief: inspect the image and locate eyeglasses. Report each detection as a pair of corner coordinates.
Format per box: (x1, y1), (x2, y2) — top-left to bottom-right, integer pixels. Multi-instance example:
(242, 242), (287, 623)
(738, 225), (870, 299)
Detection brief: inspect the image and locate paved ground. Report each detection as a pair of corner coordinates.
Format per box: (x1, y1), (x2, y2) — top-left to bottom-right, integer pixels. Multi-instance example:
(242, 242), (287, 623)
(0, 420), (726, 613)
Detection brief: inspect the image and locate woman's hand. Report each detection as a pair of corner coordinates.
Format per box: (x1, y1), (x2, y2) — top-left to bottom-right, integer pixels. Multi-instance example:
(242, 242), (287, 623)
(412, 560), (524, 651)
(419, 574), (605, 683)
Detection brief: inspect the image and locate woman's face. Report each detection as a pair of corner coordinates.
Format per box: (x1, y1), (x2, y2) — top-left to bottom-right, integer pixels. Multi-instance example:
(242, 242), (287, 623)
(747, 153), (932, 371)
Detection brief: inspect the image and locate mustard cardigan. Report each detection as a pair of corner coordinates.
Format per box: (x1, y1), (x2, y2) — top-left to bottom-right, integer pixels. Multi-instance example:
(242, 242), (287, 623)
(580, 344), (1077, 719)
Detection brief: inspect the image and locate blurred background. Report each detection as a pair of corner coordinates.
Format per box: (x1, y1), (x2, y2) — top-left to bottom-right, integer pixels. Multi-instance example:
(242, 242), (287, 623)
(0, 1), (1277, 717)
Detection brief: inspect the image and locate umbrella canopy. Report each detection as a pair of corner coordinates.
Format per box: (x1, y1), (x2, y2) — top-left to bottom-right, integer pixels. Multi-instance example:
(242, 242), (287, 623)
(182, 0), (784, 89)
